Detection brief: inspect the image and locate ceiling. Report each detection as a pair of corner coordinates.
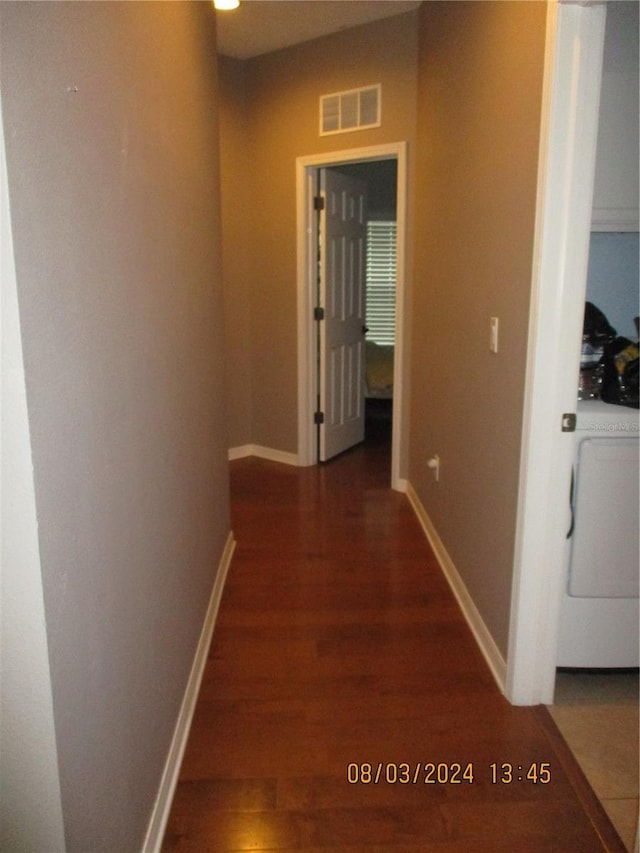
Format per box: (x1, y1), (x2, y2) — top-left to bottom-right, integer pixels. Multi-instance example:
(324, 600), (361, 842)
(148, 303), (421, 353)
(215, 0), (422, 59)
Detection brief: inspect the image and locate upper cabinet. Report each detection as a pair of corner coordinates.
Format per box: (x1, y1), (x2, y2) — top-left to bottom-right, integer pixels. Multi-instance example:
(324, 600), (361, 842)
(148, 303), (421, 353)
(592, 2), (639, 232)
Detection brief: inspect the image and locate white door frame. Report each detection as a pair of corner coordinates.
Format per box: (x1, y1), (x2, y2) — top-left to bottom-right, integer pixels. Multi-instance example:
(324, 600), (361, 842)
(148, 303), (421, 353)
(296, 142), (408, 489)
(507, 0), (606, 705)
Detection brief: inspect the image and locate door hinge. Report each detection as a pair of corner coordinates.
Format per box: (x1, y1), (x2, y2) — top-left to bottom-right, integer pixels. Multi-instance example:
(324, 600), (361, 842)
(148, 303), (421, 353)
(562, 413), (577, 433)
(314, 411), (325, 425)
(314, 195), (325, 211)
(314, 306), (325, 321)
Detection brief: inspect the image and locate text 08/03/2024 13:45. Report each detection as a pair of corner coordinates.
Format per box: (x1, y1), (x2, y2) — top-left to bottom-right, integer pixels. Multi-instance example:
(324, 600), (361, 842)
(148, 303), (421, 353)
(346, 762), (552, 785)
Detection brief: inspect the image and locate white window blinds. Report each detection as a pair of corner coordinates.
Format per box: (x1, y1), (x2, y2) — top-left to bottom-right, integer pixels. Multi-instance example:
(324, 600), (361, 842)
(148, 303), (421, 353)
(365, 220), (396, 346)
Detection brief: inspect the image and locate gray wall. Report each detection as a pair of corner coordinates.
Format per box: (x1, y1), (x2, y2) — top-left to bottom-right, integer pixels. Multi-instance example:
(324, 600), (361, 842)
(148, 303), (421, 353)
(218, 12), (419, 455)
(409, 0), (547, 658)
(586, 233), (639, 340)
(0, 2), (230, 850)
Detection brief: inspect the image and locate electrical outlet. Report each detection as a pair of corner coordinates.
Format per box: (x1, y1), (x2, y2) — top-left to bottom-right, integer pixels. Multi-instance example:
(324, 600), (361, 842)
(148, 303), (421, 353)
(427, 454), (440, 482)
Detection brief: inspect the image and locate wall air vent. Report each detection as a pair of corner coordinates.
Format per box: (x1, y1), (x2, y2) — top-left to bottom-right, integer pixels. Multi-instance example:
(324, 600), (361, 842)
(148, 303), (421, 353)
(320, 85), (381, 136)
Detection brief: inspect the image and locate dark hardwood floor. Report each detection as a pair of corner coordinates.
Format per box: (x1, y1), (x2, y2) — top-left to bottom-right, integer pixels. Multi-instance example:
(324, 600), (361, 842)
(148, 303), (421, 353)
(162, 432), (625, 852)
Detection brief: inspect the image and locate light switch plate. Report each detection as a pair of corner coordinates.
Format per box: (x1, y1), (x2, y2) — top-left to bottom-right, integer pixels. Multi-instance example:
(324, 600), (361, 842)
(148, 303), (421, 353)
(490, 317), (499, 353)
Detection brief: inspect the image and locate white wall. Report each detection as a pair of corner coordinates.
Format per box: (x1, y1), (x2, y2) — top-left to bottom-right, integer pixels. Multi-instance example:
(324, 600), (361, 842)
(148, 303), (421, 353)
(0, 3), (230, 849)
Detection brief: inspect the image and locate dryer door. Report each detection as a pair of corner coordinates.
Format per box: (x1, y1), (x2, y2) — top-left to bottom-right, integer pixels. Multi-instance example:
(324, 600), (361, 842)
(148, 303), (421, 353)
(569, 437), (639, 598)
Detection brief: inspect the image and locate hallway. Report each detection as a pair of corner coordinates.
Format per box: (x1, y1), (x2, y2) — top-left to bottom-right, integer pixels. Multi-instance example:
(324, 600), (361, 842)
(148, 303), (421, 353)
(162, 440), (624, 851)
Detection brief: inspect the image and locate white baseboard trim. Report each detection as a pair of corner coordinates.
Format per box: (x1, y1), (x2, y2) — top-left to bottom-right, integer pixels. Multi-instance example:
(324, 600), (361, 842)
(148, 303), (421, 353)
(228, 444), (299, 467)
(228, 444), (255, 461)
(404, 482), (507, 696)
(142, 530), (236, 853)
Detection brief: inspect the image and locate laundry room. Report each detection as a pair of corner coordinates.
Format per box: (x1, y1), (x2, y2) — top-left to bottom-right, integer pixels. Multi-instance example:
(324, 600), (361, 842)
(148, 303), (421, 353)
(557, 0), (639, 670)
(550, 3), (638, 848)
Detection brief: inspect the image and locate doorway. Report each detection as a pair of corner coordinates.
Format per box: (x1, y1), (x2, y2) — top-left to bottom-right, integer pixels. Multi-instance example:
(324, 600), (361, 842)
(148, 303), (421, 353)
(327, 160), (397, 458)
(296, 142), (408, 490)
(507, 2), (609, 706)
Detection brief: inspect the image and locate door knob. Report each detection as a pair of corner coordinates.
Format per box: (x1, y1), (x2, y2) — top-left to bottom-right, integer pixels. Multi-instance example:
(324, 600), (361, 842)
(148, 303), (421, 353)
(362, 326), (369, 334)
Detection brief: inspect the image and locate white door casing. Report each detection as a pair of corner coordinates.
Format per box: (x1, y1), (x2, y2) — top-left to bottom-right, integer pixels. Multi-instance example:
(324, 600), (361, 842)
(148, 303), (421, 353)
(318, 168), (367, 461)
(507, 0), (607, 706)
(296, 141), (408, 488)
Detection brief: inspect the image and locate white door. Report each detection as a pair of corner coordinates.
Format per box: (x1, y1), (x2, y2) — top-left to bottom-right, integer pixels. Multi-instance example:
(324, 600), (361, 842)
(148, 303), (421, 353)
(318, 168), (367, 461)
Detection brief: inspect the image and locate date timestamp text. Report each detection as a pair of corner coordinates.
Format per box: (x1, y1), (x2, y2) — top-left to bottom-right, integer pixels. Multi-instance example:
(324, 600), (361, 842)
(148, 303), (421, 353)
(346, 762), (553, 785)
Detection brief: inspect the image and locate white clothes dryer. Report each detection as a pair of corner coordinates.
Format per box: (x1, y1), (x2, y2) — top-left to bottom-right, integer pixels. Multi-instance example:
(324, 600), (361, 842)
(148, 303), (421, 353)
(557, 400), (639, 668)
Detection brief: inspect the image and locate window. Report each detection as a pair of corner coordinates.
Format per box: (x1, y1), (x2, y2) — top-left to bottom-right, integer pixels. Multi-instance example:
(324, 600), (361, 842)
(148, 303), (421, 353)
(366, 220), (396, 346)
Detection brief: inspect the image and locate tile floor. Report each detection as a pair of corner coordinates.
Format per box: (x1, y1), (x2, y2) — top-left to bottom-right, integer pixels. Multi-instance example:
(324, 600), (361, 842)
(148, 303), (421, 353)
(549, 669), (639, 852)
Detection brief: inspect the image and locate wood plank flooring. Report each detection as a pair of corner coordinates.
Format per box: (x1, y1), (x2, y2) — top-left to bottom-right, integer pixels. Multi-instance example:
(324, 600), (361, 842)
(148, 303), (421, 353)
(162, 436), (626, 852)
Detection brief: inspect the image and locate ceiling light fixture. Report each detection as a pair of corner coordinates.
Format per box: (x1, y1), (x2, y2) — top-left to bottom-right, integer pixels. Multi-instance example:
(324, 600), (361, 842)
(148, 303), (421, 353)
(214, 0), (239, 10)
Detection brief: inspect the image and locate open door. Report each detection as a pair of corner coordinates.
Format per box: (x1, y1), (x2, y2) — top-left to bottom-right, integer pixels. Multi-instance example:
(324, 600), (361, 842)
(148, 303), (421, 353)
(296, 142), (407, 484)
(317, 168), (368, 461)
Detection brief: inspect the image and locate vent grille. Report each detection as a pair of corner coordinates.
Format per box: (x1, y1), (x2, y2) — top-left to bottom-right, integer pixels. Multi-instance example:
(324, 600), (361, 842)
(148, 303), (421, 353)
(320, 85), (381, 136)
